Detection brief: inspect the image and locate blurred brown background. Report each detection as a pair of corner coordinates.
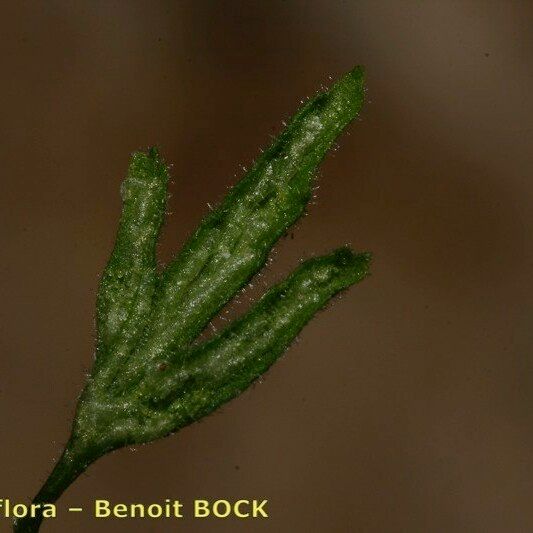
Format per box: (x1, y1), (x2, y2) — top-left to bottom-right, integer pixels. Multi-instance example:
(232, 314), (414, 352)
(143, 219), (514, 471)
(1, 1), (532, 532)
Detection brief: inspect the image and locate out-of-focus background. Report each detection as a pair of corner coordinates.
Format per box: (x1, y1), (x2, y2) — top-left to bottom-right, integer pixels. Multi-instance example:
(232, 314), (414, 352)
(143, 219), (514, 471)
(1, 1), (532, 531)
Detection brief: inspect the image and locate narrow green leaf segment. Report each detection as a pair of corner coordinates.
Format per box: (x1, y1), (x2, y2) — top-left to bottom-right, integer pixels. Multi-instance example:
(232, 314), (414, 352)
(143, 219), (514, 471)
(14, 66), (369, 532)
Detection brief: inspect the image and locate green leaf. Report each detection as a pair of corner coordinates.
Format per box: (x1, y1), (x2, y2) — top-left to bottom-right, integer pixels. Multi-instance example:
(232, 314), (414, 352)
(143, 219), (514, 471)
(14, 66), (369, 533)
